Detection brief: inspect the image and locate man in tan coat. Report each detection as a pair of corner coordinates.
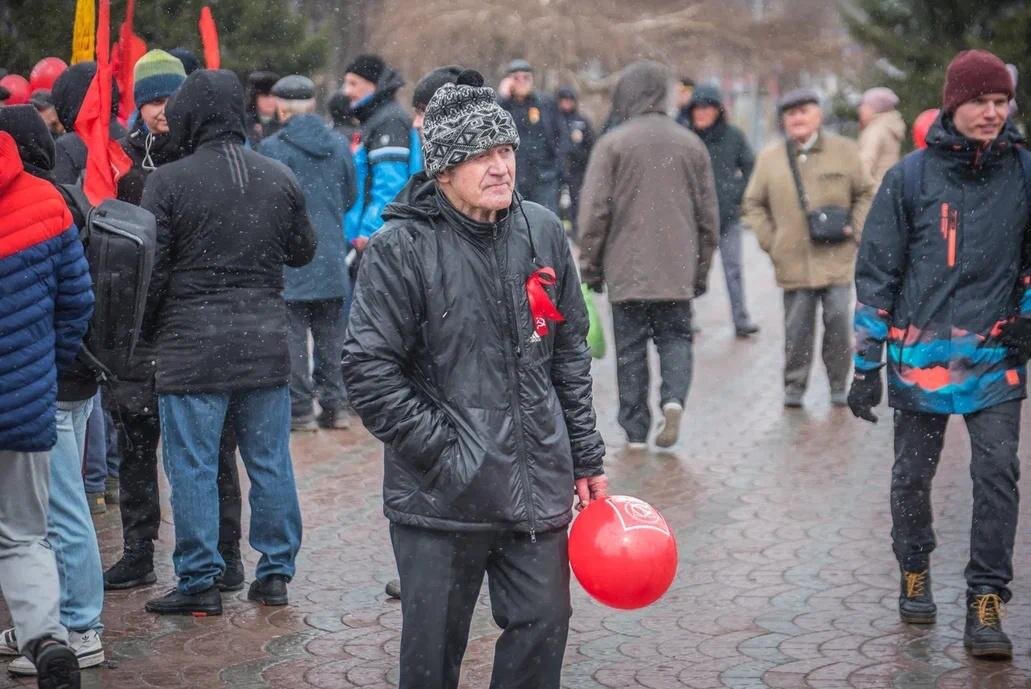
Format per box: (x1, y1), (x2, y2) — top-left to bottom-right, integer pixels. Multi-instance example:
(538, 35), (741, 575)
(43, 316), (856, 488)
(580, 60), (719, 449)
(742, 88), (873, 408)
(857, 87), (906, 187)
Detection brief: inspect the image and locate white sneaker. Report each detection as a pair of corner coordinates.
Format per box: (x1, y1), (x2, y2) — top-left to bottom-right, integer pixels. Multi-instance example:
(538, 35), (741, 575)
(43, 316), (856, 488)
(7, 629), (104, 676)
(655, 402), (684, 448)
(0, 627), (17, 656)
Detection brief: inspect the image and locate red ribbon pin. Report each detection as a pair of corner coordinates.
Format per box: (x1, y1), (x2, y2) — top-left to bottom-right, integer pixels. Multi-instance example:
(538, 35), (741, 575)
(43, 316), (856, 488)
(525, 267), (565, 337)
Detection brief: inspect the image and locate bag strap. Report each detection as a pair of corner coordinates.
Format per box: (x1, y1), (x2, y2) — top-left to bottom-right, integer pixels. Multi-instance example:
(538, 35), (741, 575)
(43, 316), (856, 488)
(1017, 147), (1031, 211)
(900, 149), (925, 233)
(785, 140), (809, 213)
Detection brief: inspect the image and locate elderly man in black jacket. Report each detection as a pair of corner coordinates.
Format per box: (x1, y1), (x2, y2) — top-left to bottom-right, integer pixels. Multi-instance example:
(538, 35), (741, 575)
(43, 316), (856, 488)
(343, 70), (607, 689)
(140, 70), (316, 617)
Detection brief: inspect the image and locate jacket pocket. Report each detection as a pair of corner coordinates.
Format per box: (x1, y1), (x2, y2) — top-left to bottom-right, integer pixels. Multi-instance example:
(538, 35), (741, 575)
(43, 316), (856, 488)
(419, 439), (455, 492)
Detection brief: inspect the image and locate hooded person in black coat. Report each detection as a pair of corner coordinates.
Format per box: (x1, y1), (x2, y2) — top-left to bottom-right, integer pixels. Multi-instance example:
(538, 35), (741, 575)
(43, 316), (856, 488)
(140, 69), (316, 616)
(343, 71), (606, 689)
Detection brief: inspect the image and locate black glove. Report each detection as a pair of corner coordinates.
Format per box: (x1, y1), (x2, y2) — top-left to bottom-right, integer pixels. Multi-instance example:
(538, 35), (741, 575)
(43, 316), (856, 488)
(586, 279), (604, 294)
(848, 369), (882, 423)
(693, 279), (708, 298)
(999, 317), (1031, 360)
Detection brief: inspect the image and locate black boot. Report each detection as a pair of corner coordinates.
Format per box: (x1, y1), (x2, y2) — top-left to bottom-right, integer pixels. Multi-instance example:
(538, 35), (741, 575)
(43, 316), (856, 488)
(963, 587), (1012, 659)
(103, 541), (156, 590)
(145, 587), (222, 617)
(898, 569), (936, 624)
(247, 574), (289, 606)
(217, 541), (245, 592)
(29, 638), (80, 689)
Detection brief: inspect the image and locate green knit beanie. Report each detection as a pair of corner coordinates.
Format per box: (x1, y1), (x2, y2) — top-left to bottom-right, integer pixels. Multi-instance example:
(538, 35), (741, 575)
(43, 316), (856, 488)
(133, 49), (187, 109)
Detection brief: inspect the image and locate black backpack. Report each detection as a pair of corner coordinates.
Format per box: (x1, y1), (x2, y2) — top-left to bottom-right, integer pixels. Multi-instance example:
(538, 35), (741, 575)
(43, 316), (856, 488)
(60, 184), (157, 381)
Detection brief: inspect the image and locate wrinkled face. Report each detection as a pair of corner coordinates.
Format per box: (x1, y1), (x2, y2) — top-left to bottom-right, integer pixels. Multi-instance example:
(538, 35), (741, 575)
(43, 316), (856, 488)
(412, 107), (426, 132)
(343, 73), (377, 106)
(558, 97), (576, 114)
(783, 102), (822, 143)
(37, 106), (64, 135)
(952, 93), (1009, 144)
(691, 104), (720, 130)
(255, 93), (277, 118)
(509, 71), (533, 99)
(140, 97), (170, 134)
(438, 145), (516, 216)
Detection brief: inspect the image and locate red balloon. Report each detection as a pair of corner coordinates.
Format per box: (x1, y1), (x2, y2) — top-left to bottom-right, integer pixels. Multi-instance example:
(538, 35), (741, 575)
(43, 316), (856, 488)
(0, 75), (31, 105)
(913, 108), (940, 150)
(568, 495), (677, 610)
(29, 57), (68, 94)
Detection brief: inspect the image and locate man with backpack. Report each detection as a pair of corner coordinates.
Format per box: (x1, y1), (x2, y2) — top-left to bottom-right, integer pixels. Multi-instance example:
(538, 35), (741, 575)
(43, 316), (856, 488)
(0, 107), (94, 689)
(140, 69), (316, 616)
(103, 50), (247, 594)
(850, 49), (1026, 659)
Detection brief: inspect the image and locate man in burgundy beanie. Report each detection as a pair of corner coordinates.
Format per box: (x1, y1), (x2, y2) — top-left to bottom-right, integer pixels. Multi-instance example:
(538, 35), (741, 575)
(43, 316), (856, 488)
(850, 46), (1027, 660)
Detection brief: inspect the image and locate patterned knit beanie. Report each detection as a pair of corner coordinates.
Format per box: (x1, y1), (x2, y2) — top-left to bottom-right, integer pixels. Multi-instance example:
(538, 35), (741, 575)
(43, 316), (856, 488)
(422, 70), (520, 177)
(134, 49), (186, 109)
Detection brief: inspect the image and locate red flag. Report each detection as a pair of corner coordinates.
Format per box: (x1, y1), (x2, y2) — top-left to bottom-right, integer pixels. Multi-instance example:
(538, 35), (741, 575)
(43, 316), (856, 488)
(199, 7), (221, 69)
(75, 0), (132, 205)
(525, 267), (565, 337)
(113, 0), (147, 125)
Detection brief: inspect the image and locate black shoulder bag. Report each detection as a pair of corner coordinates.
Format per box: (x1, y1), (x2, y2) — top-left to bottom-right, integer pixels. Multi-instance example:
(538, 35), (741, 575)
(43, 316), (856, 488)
(786, 140), (853, 245)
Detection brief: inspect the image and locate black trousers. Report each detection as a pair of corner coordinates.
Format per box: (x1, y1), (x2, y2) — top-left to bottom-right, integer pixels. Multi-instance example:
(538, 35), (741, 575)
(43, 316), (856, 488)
(891, 400), (1022, 600)
(610, 300), (694, 442)
(115, 408), (242, 547)
(390, 524), (571, 689)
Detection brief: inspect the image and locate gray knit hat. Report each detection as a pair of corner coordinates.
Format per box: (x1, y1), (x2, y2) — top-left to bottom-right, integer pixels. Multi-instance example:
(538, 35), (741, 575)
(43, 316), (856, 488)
(422, 70), (519, 177)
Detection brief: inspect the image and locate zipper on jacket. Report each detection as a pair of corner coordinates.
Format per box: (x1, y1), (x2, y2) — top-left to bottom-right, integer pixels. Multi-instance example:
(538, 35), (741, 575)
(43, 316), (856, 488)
(941, 202), (958, 268)
(491, 222), (537, 542)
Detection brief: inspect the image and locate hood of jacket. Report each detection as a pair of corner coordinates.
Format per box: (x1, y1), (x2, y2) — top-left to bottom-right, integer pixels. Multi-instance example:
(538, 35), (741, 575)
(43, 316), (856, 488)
(0, 105), (56, 179)
(925, 112), (1026, 174)
(51, 62), (121, 131)
(165, 69), (247, 154)
(279, 113), (340, 159)
(350, 67), (406, 123)
(865, 109), (905, 143)
(607, 60), (669, 128)
(0, 132), (24, 191)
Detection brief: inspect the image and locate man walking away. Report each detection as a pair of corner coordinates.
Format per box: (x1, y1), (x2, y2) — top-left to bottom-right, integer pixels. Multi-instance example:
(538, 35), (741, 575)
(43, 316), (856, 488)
(850, 49), (1026, 660)
(742, 88), (873, 408)
(857, 87), (905, 188)
(140, 69), (316, 616)
(0, 112), (94, 689)
(579, 61), (719, 450)
(259, 75), (357, 432)
(685, 84), (759, 337)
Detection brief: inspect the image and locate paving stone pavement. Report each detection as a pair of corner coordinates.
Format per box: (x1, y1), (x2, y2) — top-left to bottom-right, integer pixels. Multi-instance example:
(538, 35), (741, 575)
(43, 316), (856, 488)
(2, 232), (1030, 688)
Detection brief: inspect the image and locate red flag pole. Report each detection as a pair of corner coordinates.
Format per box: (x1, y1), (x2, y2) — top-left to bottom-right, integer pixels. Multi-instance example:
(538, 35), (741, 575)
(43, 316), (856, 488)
(199, 7), (221, 70)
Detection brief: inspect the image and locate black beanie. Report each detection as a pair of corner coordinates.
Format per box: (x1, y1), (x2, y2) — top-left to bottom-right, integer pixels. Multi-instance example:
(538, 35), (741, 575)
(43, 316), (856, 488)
(345, 54), (385, 85)
(412, 65), (463, 110)
(168, 47), (201, 75)
(0, 104), (57, 178)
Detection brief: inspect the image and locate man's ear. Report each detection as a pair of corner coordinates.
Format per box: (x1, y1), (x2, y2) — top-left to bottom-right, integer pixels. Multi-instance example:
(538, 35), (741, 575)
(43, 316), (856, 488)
(437, 169), (451, 186)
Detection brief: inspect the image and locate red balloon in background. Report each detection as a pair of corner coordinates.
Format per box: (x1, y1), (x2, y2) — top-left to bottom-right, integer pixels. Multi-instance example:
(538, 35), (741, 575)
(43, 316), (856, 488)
(913, 108), (940, 150)
(0, 75), (31, 105)
(29, 57), (68, 94)
(569, 495), (677, 610)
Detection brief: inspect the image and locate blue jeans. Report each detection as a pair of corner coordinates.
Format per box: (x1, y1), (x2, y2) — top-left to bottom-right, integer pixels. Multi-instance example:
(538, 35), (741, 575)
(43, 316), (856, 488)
(51, 398), (104, 633)
(82, 391), (119, 493)
(159, 385), (302, 594)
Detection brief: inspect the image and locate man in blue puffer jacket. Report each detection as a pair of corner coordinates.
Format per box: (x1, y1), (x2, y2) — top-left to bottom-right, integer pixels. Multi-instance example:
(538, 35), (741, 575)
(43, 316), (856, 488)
(0, 115), (94, 688)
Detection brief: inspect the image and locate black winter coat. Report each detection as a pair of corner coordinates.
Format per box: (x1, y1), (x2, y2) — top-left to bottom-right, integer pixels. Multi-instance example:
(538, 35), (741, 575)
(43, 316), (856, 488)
(342, 175), (605, 534)
(855, 116), (1031, 414)
(690, 115), (754, 229)
(141, 70), (316, 394)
